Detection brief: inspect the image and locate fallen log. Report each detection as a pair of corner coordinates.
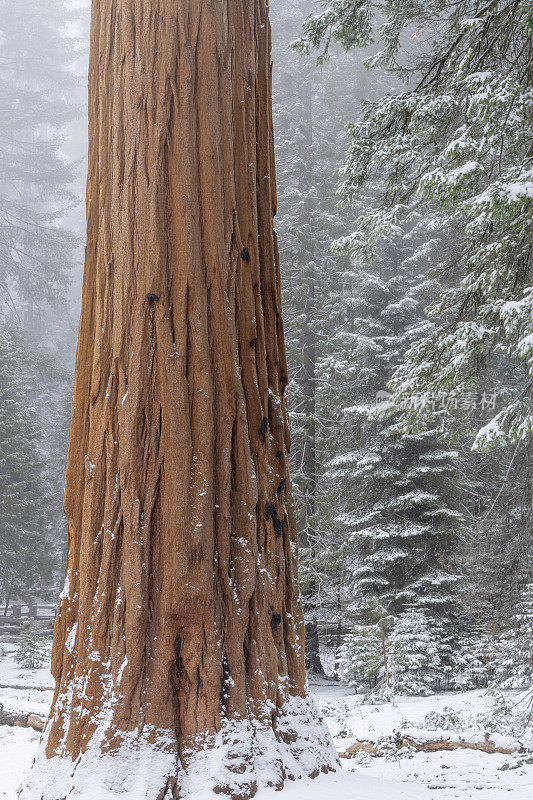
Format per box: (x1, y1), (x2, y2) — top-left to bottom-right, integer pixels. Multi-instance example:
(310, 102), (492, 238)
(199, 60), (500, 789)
(340, 731), (517, 759)
(0, 683), (52, 692)
(0, 703), (45, 732)
(339, 740), (376, 757)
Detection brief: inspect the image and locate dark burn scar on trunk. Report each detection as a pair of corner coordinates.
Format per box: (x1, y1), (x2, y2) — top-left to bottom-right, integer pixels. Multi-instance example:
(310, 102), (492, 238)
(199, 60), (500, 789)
(277, 479), (286, 496)
(171, 634), (184, 690)
(258, 417), (268, 438)
(241, 247), (250, 262)
(265, 501), (283, 538)
(220, 654), (231, 717)
(270, 613), (282, 633)
(175, 635), (183, 669)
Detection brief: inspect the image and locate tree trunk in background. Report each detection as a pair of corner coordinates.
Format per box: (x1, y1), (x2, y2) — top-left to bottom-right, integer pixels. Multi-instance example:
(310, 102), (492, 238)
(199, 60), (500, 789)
(20, 1), (337, 799)
(297, 76), (324, 677)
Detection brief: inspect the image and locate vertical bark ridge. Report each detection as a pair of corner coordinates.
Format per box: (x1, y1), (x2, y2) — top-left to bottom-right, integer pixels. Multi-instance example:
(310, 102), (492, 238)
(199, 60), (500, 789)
(21, 2), (338, 798)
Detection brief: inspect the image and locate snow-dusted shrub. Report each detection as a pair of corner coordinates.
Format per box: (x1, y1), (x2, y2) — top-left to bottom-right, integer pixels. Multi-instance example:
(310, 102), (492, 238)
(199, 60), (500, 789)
(350, 749), (374, 767)
(337, 723), (355, 740)
(500, 750), (533, 772)
(364, 683), (396, 705)
(318, 699), (351, 721)
(423, 707), (466, 732)
(317, 699), (356, 740)
(373, 734), (415, 761)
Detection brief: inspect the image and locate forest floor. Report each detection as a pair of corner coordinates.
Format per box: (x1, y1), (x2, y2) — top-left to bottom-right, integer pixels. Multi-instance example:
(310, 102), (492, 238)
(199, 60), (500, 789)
(1, 640), (532, 799)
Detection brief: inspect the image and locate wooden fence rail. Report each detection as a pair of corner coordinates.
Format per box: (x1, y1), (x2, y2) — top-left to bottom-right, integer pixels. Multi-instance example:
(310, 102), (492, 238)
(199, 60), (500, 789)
(0, 604), (56, 639)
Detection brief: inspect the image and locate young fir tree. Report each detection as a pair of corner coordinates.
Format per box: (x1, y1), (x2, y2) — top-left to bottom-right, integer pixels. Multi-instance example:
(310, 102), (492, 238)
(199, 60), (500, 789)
(0, 326), (54, 607)
(490, 581), (533, 688)
(15, 625), (50, 670)
(339, 600), (441, 697)
(338, 598), (396, 695)
(340, 429), (464, 619)
(391, 609), (441, 696)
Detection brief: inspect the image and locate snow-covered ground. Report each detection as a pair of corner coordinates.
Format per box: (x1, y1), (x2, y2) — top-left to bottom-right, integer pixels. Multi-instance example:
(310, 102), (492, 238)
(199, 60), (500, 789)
(1, 642), (532, 800)
(0, 641), (54, 800)
(313, 679), (533, 799)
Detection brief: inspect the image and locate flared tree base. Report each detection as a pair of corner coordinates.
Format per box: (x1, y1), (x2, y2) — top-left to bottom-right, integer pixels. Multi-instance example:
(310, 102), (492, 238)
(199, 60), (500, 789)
(19, 695), (338, 800)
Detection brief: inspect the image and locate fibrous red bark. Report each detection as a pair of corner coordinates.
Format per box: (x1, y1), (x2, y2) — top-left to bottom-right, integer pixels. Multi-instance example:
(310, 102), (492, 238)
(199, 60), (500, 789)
(20, 1), (337, 798)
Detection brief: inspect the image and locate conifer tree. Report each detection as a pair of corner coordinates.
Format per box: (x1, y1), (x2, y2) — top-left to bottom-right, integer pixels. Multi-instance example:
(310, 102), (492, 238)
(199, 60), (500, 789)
(391, 609), (441, 696)
(491, 581), (533, 688)
(340, 602), (443, 696)
(0, 326), (54, 606)
(338, 598), (396, 695)
(324, 231), (465, 661)
(15, 624), (50, 670)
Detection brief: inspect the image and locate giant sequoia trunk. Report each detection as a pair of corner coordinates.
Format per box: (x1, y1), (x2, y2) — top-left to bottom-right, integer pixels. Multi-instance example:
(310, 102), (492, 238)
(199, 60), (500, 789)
(20, 1), (337, 799)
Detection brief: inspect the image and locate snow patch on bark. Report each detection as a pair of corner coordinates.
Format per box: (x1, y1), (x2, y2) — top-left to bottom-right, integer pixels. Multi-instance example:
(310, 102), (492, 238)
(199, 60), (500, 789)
(18, 723), (177, 800)
(18, 695), (337, 800)
(180, 695), (339, 799)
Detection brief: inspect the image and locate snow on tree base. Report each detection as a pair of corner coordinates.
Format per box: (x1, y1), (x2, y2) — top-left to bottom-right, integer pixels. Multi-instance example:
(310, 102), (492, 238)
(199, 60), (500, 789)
(19, 695), (338, 800)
